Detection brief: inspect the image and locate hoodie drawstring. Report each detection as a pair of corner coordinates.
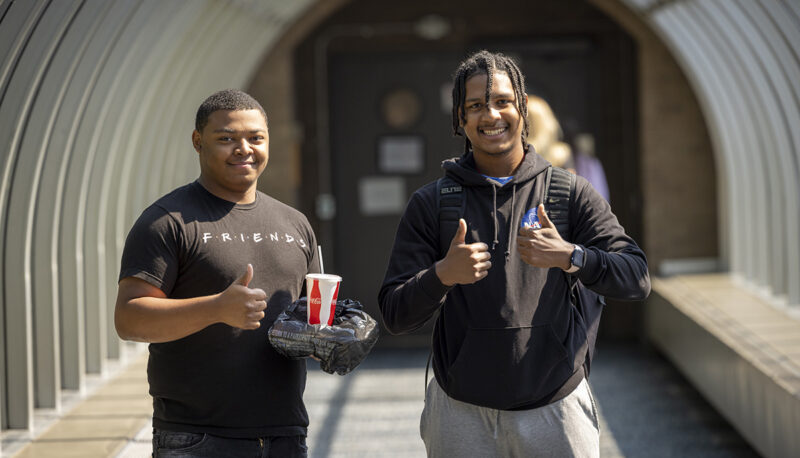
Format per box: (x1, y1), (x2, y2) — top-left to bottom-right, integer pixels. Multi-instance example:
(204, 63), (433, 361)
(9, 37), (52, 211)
(491, 185), (499, 250)
(505, 184), (517, 260)
(491, 183), (517, 258)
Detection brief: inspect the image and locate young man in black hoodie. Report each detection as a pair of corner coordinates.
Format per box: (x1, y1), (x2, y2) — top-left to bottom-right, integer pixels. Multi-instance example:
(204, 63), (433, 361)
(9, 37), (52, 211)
(379, 51), (650, 457)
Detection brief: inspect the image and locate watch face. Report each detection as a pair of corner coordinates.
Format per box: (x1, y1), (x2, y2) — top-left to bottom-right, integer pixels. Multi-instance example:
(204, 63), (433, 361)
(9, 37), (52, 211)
(572, 247), (585, 268)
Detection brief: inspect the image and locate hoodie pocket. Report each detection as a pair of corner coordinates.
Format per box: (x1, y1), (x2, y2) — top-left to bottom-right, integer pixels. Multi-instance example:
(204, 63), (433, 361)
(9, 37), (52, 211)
(445, 325), (572, 410)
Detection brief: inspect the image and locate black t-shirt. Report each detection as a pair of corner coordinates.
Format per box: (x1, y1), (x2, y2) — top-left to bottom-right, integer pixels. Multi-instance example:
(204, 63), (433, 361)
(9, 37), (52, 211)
(119, 181), (319, 438)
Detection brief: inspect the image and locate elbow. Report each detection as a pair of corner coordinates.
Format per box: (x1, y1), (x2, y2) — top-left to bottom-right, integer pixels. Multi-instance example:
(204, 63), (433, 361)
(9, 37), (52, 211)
(628, 272), (651, 301)
(114, 315), (133, 341)
(114, 303), (139, 342)
(379, 307), (429, 336)
(640, 276), (651, 300)
(377, 302), (417, 336)
(600, 268), (651, 301)
(377, 306), (405, 336)
(382, 318), (411, 336)
(377, 283), (435, 335)
(622, 256), (651, 300)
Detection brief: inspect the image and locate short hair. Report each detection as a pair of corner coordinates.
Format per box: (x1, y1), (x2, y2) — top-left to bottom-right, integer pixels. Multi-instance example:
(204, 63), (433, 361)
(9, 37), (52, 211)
(451, 50), (528, 154)
(195, 89), (267, 132)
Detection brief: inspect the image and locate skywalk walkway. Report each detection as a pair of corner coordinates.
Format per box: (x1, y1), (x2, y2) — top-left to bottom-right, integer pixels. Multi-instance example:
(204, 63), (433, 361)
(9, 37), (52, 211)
(5, 345), (758, 457)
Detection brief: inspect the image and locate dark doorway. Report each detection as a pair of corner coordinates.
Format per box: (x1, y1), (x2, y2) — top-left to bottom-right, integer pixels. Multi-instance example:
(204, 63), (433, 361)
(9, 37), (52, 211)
(296, 0), (641, 346)
(327, 51), (462, 346)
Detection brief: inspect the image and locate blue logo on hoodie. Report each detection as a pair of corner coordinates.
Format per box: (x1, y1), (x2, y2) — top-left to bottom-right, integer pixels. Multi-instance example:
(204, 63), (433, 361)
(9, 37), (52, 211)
(520, 207), (541, 229)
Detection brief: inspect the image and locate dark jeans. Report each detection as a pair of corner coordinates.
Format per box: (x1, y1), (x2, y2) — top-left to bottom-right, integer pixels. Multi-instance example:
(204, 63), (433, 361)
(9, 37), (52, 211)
(152, 428), (308, 458)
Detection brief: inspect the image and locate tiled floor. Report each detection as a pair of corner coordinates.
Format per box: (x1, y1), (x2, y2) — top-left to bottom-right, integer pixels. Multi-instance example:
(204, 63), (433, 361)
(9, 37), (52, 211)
(5, 355), (151, 458)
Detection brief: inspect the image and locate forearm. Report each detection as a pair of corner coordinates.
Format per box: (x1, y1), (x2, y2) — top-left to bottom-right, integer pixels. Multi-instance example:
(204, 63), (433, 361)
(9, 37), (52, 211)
(115, 294), (222, 343)
(570, 181), (651, 300)
(577, 246), (650, 300)
(379, 267), (450, 335)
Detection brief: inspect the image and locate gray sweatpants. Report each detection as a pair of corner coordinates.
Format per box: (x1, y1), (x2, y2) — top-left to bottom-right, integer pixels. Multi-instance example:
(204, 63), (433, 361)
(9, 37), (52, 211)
(420, 378), (600, 458)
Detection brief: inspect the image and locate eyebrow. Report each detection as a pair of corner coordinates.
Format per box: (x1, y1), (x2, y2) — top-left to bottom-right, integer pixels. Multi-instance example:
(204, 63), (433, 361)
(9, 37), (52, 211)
(465, 92), (515, 103)
(212, 128), (266, 134)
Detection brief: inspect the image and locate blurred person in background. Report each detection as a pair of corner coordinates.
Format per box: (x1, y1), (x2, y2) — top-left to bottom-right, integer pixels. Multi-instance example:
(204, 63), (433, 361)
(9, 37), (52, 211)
(573, 132), (610, 202)
(526, 94), (575, 172)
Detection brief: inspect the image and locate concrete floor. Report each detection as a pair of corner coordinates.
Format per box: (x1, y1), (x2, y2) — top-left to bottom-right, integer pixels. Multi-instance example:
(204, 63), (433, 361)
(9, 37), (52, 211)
(6, 344), (759, 457)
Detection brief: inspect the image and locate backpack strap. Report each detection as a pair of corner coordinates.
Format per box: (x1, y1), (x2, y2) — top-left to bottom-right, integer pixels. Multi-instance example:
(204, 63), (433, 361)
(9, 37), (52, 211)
(544, 166), (578, 293)
(544, 166), (575, 241)
(437, 176), (465, 258)
(425, 175), (465, 391)
(545, 166), (605, 377)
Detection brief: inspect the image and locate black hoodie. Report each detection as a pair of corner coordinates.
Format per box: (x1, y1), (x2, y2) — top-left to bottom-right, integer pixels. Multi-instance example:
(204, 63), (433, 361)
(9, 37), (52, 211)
(378, 148), (650, 410)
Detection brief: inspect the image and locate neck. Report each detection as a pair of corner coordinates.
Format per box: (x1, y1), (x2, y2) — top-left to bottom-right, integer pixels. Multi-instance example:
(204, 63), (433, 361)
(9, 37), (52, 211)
(197, 177), (257, 204)
(473, 147), (525, 177)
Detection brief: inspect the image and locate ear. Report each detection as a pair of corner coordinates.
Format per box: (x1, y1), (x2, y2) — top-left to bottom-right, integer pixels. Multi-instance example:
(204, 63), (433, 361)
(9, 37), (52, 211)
(192, 130), (202, 152)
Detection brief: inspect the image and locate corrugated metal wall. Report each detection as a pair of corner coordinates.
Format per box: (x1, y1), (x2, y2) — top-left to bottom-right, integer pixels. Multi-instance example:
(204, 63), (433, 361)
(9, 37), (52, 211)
(0, 0), (312, 434)
(622, 0), (800, 303)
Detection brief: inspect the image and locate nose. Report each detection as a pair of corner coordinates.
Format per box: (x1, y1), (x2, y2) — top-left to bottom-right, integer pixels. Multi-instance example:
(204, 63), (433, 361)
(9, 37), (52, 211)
(482, 104), (501, 120)
(234, 139), (252, 155)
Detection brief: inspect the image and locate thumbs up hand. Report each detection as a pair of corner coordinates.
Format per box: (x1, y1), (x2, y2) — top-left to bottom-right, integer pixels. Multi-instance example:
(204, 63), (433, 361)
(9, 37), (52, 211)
(218, 264), (268, 329)
(236, 263), (254, 286)
(517, 204), (573, 269)
(435, 219), (492, 286)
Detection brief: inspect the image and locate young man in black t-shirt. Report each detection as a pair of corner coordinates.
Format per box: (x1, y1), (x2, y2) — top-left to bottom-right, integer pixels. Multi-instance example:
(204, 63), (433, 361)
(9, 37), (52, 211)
(116, 89), (319, 457)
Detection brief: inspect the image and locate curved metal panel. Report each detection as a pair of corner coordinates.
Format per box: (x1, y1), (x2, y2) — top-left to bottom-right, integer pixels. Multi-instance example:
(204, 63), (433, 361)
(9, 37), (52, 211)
(52, 0), (142, 386)
(132, 1), (230, 215)
(623, 0), (800, 305)
(0, 0), (83, 429)
(68, 0), (145, 376)
(723, 0), (800, 301)
(8, 0), (113, 412)
(650, 6), (752, 276)
(751, 0), (800, 304)
(689, 1), (773, 290)
(0, 0), (46, 95)
(97, 1), (185, 361)
(0, 6), (48, 419)
(113, 3), (210, 247)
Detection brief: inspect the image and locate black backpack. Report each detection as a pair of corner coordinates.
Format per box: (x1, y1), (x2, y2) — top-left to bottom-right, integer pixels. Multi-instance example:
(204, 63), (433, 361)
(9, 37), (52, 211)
(434, 166), (604, 377)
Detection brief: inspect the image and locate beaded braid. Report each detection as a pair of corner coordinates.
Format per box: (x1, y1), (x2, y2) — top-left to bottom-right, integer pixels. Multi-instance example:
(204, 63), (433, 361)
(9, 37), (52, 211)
(451, 50), (529, 155)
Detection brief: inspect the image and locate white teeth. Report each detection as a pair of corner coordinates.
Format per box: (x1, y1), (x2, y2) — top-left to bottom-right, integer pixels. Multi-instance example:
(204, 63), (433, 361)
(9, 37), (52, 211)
(482, 127), (506, 135)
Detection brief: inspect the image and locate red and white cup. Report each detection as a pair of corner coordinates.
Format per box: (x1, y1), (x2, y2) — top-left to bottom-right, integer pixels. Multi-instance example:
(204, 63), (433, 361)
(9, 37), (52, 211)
(305, 273), (341, 326)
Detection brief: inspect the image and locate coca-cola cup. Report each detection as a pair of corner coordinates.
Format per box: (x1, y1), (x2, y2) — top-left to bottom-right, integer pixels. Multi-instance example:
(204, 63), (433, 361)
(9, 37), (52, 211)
(305, 273), (341, 327)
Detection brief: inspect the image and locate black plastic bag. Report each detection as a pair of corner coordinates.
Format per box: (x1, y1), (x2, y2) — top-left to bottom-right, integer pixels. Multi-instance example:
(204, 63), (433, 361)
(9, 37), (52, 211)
(268, 298), (379, 375)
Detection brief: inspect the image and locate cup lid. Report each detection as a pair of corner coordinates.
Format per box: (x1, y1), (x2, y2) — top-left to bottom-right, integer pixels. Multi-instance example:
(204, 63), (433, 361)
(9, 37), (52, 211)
(306, 273), (342, 281)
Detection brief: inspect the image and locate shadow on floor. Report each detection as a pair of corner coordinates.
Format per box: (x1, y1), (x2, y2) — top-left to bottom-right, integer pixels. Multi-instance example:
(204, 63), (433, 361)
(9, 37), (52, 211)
(589, 342), (760, 458)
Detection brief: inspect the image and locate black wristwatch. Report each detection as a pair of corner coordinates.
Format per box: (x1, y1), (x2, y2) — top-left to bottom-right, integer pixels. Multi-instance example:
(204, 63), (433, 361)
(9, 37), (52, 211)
(565, 245), (585, 273)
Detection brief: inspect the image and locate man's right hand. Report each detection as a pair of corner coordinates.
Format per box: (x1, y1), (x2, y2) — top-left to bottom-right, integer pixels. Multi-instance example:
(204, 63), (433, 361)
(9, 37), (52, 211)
(435, 219), (492, 286)
(217, 264), (267, 329)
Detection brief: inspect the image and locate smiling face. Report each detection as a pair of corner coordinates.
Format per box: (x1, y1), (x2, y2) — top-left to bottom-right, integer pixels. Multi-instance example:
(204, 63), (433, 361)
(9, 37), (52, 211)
(461, 71), (526, 171)
(192, 109), (268, 204)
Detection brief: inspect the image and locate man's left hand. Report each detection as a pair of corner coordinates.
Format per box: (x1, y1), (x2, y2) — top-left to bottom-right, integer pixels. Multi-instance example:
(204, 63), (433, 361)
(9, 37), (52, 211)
(516, 204), (574, 270)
